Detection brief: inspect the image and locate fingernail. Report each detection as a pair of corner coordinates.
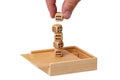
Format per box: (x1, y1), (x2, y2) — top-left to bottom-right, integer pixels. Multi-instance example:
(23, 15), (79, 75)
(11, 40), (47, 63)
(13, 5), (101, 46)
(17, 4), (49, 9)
(64, 11), (71, 19)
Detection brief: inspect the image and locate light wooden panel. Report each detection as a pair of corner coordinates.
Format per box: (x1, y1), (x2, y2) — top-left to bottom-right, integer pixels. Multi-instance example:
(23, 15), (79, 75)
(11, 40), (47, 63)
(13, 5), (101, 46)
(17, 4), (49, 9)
(22, 46), (97, 76)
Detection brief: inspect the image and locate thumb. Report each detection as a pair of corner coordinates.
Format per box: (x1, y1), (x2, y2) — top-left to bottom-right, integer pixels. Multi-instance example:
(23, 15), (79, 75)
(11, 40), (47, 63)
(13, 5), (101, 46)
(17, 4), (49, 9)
(62, 0), (80, 19)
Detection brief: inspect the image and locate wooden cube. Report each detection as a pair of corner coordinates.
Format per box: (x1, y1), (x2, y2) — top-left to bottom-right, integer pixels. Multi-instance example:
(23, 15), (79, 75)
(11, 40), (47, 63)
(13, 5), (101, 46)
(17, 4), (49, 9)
(52, 24), (62, 33)
(54, 49), (63, 57)
(55, 12), (64, 22)
(53, 40), (64, 49)
(54, 33), (63, 41)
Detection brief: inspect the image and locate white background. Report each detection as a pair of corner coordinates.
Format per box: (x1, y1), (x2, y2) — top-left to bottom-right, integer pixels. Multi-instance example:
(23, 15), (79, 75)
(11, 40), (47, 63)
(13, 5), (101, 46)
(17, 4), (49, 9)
(0, 0), (120, 80)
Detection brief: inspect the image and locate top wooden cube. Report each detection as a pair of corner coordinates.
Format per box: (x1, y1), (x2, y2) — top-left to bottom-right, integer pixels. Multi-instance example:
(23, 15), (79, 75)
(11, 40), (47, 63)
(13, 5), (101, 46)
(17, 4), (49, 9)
(55, 12), (64, 22)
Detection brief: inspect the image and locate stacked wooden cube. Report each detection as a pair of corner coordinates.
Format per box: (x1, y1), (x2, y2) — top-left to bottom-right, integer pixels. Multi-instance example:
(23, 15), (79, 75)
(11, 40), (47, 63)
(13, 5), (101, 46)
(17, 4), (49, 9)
(52, 12), (64, 57)
(55, 12), (64, 22)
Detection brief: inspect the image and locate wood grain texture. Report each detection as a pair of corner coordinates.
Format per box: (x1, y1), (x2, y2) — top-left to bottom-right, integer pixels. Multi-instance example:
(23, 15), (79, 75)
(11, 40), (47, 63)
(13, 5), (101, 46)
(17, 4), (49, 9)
(50, 58), (97, 75)
(22, 46), (97, 76)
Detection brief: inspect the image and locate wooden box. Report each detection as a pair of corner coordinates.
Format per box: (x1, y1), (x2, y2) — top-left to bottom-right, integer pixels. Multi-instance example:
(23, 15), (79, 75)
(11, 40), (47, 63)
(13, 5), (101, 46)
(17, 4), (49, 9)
(21, 46), (97, 76)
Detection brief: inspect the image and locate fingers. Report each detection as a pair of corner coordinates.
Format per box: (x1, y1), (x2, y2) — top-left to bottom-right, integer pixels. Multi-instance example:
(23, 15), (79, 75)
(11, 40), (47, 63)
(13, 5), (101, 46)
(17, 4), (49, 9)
(62, 0), (80, 19)
(46, 0), (57, 18)
(46, 0), (80, 19)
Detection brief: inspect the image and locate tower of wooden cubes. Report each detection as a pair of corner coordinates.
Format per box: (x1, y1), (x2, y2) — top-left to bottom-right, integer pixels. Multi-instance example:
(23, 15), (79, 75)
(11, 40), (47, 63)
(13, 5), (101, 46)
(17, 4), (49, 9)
(52, 12), (64, 57)
(52, 24), (64, 57)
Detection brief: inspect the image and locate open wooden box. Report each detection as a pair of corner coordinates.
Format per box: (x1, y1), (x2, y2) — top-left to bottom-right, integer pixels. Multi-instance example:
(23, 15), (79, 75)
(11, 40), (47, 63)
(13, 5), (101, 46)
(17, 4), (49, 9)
(22, 46), (97, 76)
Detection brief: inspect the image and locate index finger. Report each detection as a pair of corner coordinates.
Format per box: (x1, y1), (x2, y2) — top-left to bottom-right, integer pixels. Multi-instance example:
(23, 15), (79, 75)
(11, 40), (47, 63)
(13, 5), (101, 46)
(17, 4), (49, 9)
(46, 0), (57, 18)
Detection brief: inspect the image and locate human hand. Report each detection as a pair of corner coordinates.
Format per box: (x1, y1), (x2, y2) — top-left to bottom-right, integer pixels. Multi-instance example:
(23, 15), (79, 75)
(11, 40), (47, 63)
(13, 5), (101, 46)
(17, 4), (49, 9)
(46, 0), (80, 19)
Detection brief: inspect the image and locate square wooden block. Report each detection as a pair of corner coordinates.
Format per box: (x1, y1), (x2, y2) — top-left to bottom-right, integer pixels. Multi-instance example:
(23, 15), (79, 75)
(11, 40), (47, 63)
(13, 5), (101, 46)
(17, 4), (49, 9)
(54, 33), (63, 41)
(54, 48), (63, 57)
(55, 12), (64, 22)
(53, 40), (64, 49)
(52, 24), (62, 33)
(21, 46), (97, 76)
